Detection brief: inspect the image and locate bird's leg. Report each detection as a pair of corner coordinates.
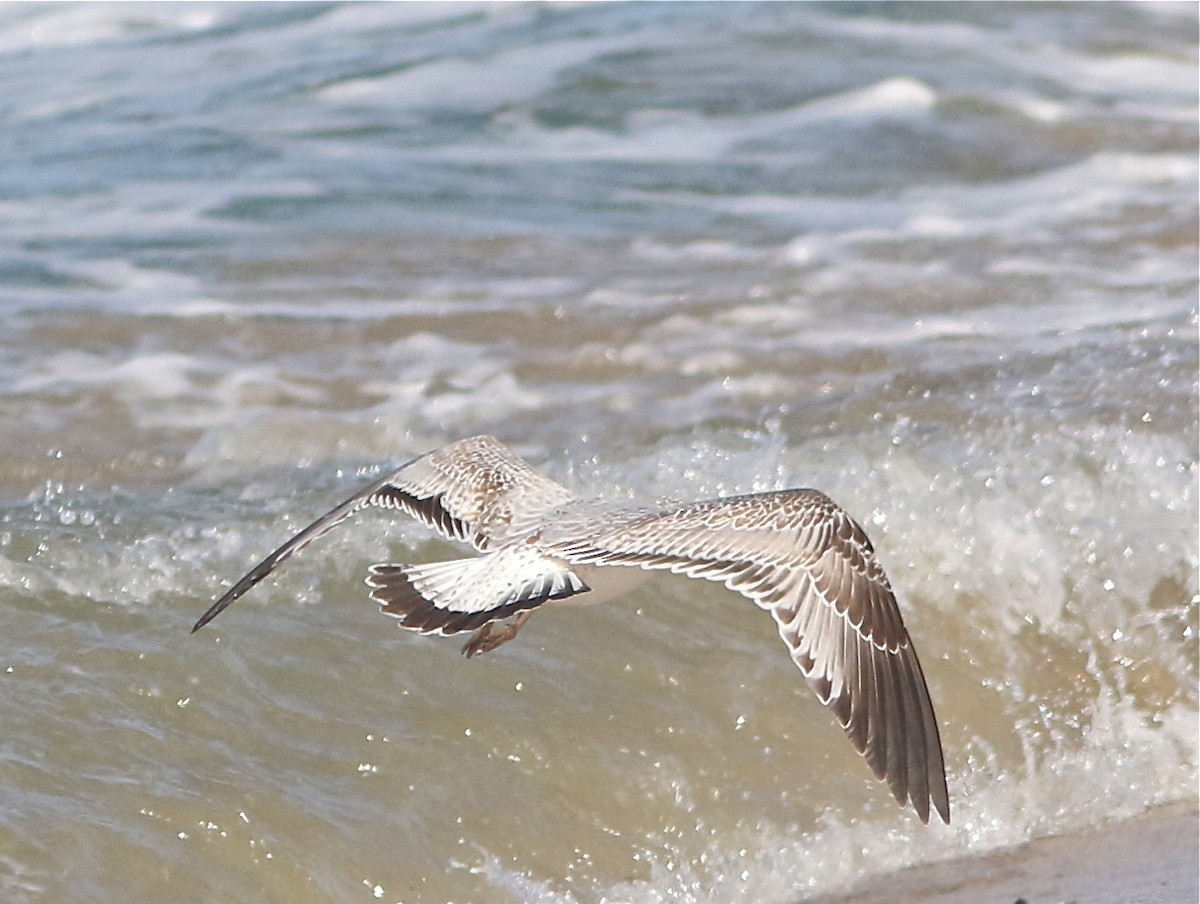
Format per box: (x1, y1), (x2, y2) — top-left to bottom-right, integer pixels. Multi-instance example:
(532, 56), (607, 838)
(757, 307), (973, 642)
(461, 610), (534, 658)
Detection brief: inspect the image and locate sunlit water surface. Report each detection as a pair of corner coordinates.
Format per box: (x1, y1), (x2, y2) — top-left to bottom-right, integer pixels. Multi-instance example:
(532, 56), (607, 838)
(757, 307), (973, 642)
(0, 3), (1196, 903)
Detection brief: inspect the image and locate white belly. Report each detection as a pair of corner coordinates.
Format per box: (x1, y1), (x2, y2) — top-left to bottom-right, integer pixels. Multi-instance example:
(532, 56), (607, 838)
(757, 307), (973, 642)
(552, 561), (652, 607)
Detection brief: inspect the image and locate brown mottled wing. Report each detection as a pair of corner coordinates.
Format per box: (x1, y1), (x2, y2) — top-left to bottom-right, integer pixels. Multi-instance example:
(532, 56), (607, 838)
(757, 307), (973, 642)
(546, 489), (949, 824)
(192, 435), (575, 632)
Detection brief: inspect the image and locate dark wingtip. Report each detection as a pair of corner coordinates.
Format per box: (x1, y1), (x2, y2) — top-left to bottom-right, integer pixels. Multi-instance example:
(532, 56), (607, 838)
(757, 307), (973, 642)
(190, 585), (242, 634)
(933, 784), (951, 825)
(190, 600), (224, 633)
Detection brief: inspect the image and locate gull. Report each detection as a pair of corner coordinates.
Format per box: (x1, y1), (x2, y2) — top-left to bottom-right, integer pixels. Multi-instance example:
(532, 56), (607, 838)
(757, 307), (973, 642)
(193, 434), (949, 824)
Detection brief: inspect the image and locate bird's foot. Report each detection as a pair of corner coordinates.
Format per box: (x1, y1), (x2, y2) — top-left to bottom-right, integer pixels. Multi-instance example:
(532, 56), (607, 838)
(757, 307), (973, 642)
(461, 610), (532, 658)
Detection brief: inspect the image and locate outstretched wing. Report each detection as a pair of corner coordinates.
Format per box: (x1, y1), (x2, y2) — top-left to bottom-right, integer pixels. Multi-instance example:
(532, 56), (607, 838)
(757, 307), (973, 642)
(545, 488), (949, 825)
(192, 435), (575, 632)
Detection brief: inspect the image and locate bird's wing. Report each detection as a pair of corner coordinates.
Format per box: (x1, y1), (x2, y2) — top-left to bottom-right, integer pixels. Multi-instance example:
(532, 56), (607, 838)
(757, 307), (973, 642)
(545, 488), (949, 825)
(192, 435), (575, 632)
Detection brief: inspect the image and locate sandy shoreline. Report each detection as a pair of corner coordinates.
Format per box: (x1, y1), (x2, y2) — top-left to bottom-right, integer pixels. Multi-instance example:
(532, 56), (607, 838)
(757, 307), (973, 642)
(806, 800), (1199, 904)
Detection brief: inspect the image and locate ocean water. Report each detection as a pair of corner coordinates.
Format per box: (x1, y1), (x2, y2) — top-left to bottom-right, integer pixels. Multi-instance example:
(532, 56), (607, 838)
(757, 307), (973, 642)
(1, 3), (1196, 902)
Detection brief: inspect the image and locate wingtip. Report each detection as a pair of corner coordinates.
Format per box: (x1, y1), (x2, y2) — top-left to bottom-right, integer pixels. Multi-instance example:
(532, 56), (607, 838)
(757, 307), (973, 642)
(933, 787), (951, 825)
(912, 775), (950, 825)
(190, 594), (230, 634)
(926, 803), (950, 826)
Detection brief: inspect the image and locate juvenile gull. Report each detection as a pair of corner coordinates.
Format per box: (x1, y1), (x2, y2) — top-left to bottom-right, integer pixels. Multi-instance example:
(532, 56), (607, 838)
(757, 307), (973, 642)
(193, 434), (950, 824)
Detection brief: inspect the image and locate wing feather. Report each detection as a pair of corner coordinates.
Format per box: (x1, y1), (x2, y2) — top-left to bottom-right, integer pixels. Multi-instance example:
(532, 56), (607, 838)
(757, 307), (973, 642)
(546, 488), (949, 824)
(192, 435), (574, 632)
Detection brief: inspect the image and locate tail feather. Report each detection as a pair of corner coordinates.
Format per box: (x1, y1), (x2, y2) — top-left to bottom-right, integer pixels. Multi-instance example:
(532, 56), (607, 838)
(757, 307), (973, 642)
(365, 550), (590, 637)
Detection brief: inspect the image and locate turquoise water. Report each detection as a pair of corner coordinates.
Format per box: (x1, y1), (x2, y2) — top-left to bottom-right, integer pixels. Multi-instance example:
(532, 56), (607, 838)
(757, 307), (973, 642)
(1, 3), (1196, 902)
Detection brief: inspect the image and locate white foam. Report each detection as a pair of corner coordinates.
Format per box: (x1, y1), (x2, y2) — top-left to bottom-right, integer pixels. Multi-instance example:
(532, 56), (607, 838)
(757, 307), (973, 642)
(16, 350), (196, 400)
(0, 4), (218, 54)
(763, 149), (1198, 275)
(787, 76), (936, 121)
(319, 29), (641, 110)
(425, 76), (938, 165)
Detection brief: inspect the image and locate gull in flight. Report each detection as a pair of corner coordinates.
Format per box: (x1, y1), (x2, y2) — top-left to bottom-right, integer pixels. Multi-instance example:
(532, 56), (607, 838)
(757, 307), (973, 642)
(193, 435), (949, 824)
